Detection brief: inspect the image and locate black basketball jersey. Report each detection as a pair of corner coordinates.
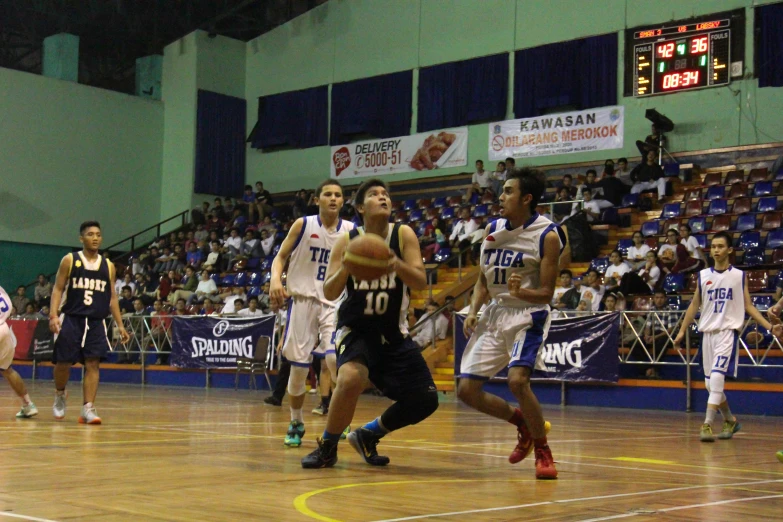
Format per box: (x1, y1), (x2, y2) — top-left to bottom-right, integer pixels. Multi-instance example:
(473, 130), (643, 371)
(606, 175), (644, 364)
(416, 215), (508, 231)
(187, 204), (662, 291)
(337, 223), (410, 344)
(61, 252), (112, 319)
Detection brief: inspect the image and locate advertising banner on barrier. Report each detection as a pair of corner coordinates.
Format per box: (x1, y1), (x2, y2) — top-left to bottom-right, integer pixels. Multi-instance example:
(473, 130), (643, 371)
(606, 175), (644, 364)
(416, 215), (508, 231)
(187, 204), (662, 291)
(8, 319), (54, 361)
(488, 106), (624, 160)
(330, 127), (468, 180)
(170, 316), (275, 369)
(454, 312), (619, 383)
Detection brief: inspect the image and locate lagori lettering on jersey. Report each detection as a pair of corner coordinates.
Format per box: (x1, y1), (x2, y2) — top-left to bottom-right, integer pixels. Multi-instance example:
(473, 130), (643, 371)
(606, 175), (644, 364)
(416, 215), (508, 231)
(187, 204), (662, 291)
(352, 272), (397, 291)
(70, 277), (108, 293)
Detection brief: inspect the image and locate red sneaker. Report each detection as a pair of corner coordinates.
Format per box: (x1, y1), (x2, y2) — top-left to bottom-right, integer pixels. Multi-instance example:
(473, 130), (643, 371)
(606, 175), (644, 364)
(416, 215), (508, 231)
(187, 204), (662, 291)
(509, 423), (533, 464)
(534, 446), (558, 480)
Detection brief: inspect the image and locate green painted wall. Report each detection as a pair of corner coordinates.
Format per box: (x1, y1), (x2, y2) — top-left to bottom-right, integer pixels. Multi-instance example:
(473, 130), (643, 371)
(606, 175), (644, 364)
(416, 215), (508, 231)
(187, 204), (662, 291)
(0, 66), (163, 247)
(0, 241), (70, 292)
(244, 0), (783, 194)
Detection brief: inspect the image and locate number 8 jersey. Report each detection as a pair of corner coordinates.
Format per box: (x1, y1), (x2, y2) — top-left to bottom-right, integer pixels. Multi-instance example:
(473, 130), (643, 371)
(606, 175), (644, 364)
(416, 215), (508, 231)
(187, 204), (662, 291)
(336, 223), (410, 344)
(480, 214), (565, 308)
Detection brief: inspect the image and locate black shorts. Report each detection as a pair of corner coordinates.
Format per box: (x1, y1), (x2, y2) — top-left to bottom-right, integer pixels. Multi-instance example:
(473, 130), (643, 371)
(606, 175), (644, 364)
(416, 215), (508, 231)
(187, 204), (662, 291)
(336, 330), (436, 401)
(53, 315), (111, 364)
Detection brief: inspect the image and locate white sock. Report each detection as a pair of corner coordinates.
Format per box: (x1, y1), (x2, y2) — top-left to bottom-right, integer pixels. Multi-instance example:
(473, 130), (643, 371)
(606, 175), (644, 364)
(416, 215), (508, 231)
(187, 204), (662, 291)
(291, 408), (303, 423)
(704, 408), (717, 425)
(22, 394), (31, 405)
(84, 402), (93, 409)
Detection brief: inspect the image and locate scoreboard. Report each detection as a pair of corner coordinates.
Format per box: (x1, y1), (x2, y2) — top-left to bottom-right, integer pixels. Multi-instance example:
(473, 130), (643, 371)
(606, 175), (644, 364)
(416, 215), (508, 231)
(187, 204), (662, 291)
(626, 10), (744, 98)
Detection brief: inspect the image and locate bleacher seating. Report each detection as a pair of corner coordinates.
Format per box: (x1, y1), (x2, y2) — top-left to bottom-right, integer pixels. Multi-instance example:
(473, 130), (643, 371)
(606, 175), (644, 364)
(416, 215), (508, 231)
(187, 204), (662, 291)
(708, 198), (728, 215)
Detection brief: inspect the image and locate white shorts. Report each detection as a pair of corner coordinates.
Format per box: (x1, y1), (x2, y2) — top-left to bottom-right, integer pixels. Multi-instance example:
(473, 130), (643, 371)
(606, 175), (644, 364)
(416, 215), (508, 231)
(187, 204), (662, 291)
(701, 329), (739, 378)
(0, 322), (16, 370)
(281, 296), (336, 366)
(459, 303), (551, 380)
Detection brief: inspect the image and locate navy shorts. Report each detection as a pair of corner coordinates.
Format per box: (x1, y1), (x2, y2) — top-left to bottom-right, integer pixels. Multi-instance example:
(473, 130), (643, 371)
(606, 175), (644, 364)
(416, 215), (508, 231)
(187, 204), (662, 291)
(53, 315), (111, 364)
(336, 329), (436, 401)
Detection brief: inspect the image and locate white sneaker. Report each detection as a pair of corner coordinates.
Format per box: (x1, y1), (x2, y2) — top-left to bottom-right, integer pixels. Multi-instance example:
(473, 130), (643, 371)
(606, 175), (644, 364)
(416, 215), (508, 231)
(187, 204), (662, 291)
(53, 392), (67, 420)
(78, 405), (102, 425)
(16, 402), (38, 418)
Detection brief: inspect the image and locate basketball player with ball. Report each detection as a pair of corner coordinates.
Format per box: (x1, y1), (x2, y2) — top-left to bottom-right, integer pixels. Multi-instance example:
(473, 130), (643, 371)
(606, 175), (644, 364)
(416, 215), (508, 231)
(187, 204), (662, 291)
(302, 178), (438, 468)
(270, 179), (354, 447)
(674, 231), (783, 442)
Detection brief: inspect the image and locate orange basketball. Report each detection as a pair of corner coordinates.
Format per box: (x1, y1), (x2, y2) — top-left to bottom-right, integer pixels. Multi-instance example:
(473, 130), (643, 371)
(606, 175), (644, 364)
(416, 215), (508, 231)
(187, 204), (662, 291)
(344, 233), (391, 281)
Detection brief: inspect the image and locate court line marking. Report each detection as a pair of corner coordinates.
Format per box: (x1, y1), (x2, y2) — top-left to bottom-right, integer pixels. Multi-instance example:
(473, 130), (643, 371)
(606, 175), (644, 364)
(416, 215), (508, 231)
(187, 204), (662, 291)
(576, 493), (783, 521)
(365, 479), (783, 522)
(0, 513), (59, 522)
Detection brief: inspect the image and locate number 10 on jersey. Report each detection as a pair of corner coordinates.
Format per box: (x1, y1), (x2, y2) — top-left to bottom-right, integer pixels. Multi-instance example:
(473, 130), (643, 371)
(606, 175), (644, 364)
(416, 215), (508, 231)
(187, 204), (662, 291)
(364, 291), (389, 315)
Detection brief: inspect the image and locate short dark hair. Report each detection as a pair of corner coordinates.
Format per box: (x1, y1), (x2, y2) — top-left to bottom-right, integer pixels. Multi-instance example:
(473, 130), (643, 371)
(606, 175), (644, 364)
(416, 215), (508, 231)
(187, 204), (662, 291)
(679, 223), (692, 233)
(122, 285), (132, 292)
(712, 231), (733, 247)
(234, 298), (245, 306)
(244, 185), (252, 191)
(586, 169), (597, 176)
(79, 221), (101, 234)
(506, 167), (546, 213)
(586, 268), (600, 278)
(582, 189), (592, 196)
(185, 265), (195, 272)
(214, 197), (221, 202)
(666, 229), (680, 236)
(248, 297), (258, 304)
(505, 157), (516, 165)
(563, 174), (572, 180)
(315, 179), (343, 198)
(355, 178), (389, 206)
(560, 269), (573, 277)
(610, 249), (622, 257)
(654, 289), (667, 297)
(618, 157), (628, 164)
(475, 159), (483, 164)
(176, 298), (186, 305)
(17, 285), (25, 290)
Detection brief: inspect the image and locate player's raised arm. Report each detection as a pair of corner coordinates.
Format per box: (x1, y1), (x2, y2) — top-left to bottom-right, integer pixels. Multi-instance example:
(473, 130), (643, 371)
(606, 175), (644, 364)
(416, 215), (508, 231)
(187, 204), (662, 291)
(270, 217), (304, 308)
(323, 233), (350, 301)
(48, 254), (72, 334)
(392, 225), (427, 291)
(107, 261), (130, 344)
(743, 274), (774, 332)
(673, 286), (701, 346)
(507, 230), (560, 304)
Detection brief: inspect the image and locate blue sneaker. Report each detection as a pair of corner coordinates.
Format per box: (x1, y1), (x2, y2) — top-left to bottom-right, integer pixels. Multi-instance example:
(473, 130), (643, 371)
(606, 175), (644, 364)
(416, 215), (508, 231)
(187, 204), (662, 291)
(347, 427), (390, 466)
(284, 421), (305, 447)
(718, 419), (741, 440)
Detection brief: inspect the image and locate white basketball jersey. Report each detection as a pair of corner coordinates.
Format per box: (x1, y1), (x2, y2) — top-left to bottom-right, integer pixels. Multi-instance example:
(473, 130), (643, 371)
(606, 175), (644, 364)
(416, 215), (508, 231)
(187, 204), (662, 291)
(698, 266), (746, 332)
(0, 285), (11, 324)
(286, 215), (354, 304)
(479, 214), (565, 308)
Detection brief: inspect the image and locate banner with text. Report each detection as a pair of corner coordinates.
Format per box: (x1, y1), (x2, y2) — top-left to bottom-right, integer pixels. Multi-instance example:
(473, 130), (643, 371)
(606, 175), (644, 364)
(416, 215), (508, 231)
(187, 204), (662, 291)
(8, 319), (54, 361)
(488, 106), (624, 160)
(170, 316), (275, 369)
(330, 127), (468, 179)
(454, 312), (619, 383)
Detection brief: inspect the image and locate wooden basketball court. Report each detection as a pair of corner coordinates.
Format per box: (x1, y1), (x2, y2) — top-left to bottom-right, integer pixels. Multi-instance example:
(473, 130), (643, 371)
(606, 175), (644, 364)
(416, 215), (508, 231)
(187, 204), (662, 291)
(1, 383), (782, 521)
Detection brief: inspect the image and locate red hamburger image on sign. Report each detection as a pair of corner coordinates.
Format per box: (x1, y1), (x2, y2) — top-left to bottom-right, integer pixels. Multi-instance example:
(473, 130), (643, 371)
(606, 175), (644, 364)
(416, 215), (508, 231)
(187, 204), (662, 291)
(333, 147), (351, 177)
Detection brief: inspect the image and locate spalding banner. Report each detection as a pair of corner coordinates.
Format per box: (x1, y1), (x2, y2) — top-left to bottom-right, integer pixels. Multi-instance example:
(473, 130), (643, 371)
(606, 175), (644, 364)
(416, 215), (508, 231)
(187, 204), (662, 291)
(170, 316), (275, 369)
(454, 312), (619, 383)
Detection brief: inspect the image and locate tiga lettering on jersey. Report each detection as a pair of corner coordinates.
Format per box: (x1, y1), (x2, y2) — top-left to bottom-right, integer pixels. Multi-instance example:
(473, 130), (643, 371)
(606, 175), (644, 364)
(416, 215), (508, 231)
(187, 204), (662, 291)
(483, 248), (526, 268)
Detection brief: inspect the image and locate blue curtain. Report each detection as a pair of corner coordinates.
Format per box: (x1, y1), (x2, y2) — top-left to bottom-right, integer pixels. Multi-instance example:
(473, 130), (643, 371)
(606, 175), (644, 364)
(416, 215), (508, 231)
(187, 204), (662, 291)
(248, 86), (328, 149)
(514, 33), (617, 118)
(330, 70), (412, 144)
(757, 3), (783, 88)
(418, 53), (508, 132)
(195, 90), (246, 197)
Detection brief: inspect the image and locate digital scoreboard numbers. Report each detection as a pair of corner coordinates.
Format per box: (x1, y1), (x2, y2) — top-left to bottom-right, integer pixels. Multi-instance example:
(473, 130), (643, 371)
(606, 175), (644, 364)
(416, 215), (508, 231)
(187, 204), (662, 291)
(632, 20), (731, 97)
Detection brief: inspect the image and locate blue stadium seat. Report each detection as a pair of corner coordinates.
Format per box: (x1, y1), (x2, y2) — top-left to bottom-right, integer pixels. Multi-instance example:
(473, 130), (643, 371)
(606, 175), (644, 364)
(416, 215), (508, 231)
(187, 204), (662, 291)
(753, 181), (773, 197)
(432, 197), (447, 208)
(641, 220), (659, 237)
(694, 234), (707, 249)
(261, 272), (272, 284)
(234, 272), (248, 287)
(616, 239), (633, 257)
(776, 170), (783, 181)
(403, 199), (417, 211)
(661, 203), (681, 219)
(416, 221), (429, 237)
(621, 193), (639, 208)
(662, 273), (685, 293)
(260, 256), (274, 271)
(275, 231), (286, 242)
(766, 229), (783, 249)
(707, 199), (727, 215)
(688, 216), (707, 233)
(246, 257), (260, 269)
(441, 207), (456, 220)
(248, 272), (262, 286)
(667, 296), (682, 309)
(468, 193), (480, 205)
(751, 295), (773, 311)
(486, 216), (499, 225)
(246, 286), (261, 297)
(736, 213), (757, 232)
(757, 196), (778, 213)
(409, 209), (424, 221)
(742, 248), (765, 267)
(738, 231), (761, 250)
(433, 248), (451, 263)
(705, 185), (725, 200)
(272, 244), (281, 256)
(473, 204), (488, 217)
(601, 207), (619, 225)
(220, 274), (236, 286)
(590, 257), (610, 274)
(210, 274), (221, 285)
(663, 163), (680, 177)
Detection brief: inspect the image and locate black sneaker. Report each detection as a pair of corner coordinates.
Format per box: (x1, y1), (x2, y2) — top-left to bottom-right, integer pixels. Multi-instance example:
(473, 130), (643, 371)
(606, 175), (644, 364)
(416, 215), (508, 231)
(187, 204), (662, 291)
(301, 437), (338, 469)
(347, 428), (390, 466)
(264, 396), (282, 406)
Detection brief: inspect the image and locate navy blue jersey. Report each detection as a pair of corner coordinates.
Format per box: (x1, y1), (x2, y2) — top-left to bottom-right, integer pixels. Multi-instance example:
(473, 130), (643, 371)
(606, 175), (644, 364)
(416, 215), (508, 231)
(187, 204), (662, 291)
(61, 252), (112, 319)
(337, 223), (410, 345)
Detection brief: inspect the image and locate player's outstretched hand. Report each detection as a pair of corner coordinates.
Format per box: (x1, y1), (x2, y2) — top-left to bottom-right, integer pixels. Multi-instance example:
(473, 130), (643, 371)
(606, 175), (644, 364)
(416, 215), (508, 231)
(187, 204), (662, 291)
(463, 314), (478, 337)
(673, 330), (685, 348)
(772, 324), (783, 341)
(507, 272), (522, 296)
(118, 327), (130, 345)
(768, 305), (782, 326)
(49, 316), (61, 335)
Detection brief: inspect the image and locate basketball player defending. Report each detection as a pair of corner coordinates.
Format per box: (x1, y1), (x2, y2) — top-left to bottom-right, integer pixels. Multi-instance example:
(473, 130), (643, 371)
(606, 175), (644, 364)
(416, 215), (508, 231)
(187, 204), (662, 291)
(457, 168), (566, 480)
(49, 221), (130, 424)
(674, 232), (782, 442)
(0, 284), (38, 418)
(768, 296), (783, 463)
(270, 180), (354, 447)
(301, 179), (438, 468)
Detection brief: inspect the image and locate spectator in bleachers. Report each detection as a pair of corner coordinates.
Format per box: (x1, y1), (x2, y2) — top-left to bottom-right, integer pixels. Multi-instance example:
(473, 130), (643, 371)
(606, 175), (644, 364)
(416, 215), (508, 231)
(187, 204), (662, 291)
(212, 197), (227, 221)
(168, 265), (198, 304)
(577, 299), (591, 313)
(221, 288), (247, 315)
(603, 293), (618, 312)
(558, 174), (578, 199)
(412, 300), (449, 350)
(643, 290), (678, 356)
(202, 241), (223, 272)
(260, 229), (275, 257)
(21, 303), (38, 320)
(625, 231), (651, 272)
(156, 272), (172, 302)
(615, 157), (633, 187)
(490, 161), (506, 198)
(658, 229), (680, 271)
(255, 181), (275, 219)
(38, 304), (50, 320)
(238, 297), (267, 317)
(292, 189), (309, 219)
(671, 244), (704, 275)
(206, 212), (224, 232)
(551, 269), (574, 311)
(678, 224), (705, 263)
(194, 223), (209, 243)
(186, 242), (203, 269)
(239, 230), (261, 260)
(581, 269), (606, 312)
(449, 207), (479, 265)
(617, 251), (660, 295)
(223, 197), (235, 217)
(630, 149), (666, 202)
(258, 281), (271, 312)
(118, 286), (135, 314)
(200, 299), (219, 316)
(227, 208), (247, 233)
(226, 298), (245, 315)
(222, 228), (243, 267)
(598, 165), (629, 206)
(115, 273), (135, 296)
(148, 299), (171, 365)
(576, 189), (613, 223)
(153, 247), (173, 273)
(637, 123), (667, 156)
(605, 250), (631, 288)
(257, 215), (277, 235)
(552, 187), (573, 222)
(467, 160), (491, 201)
(241, 184), (257, 223)
(138, 273), (158, 306)
(187, 270), (220, 306)
(577, 169), (604, 198)
(174, 298), (188, 316)
(599, 159), (614, 179)
(34, 274), (52, 305)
